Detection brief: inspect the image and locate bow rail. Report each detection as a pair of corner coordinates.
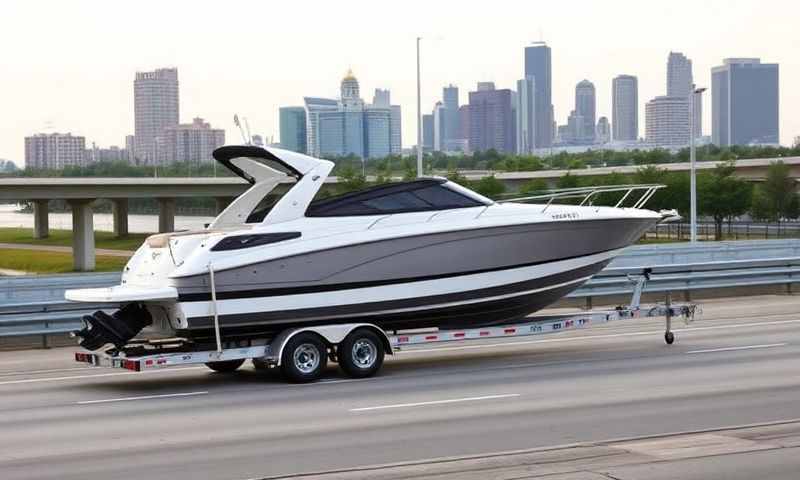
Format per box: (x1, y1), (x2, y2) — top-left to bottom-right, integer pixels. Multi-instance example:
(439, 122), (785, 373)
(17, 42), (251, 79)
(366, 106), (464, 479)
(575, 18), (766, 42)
(501, 184), (666, 212)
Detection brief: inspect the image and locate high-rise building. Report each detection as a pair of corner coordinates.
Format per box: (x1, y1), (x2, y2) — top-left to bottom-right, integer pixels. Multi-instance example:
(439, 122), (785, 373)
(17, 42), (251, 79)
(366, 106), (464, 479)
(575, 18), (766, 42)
(667, 52), (701, 137)
(468, 85), (515, 153)
(24, 133), (86, 169)
(596, 117), (611, 144)
(303, 70), (399, 159)
(422, 114), (434, 150)
(279, 106), (308, 154)
(524, 42), (553, 148)
(575, 80), (596, 143)
(712, 58), (779, 146)
(442, 84), (460, 144)
(158, 117), (225, 164)
(133, 68), (179, 165)
(433, 102), (446, 152)
(516, 76), (536, 154)
(477, 82), (495, 92)
(125, 135), (135, 163)
(612, 75), (638, 141)
(645, 96), (691, 147)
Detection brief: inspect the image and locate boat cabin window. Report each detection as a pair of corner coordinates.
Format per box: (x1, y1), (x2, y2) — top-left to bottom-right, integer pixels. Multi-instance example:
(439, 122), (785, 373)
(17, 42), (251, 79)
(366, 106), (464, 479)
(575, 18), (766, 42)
(246, 193), (283, 223)
(306, 179), (486, 217)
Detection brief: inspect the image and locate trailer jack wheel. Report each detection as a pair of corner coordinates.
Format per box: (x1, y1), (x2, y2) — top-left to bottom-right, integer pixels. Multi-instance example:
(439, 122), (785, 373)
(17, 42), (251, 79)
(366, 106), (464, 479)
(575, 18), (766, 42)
(664, 331), (675, 345)
(205, 359), (245, 373)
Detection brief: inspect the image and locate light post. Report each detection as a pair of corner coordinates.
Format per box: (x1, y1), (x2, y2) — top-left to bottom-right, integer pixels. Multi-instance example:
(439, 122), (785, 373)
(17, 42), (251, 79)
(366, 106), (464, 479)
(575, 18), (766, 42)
(689, 84), (706, 243)
(416, 36), (423, 178)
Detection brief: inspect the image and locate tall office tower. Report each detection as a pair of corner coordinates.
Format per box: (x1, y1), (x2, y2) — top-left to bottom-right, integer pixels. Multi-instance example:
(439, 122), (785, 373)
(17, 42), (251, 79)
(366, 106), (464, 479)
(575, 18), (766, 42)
(612, 75), (638, 141)
(516, 76), (536, 154)
(524, 42), (553, 148)
(422, 114), (434, 150)
(596, 117), (611, 144)
(575, 80), (596, 143)
(372, 88), (391, 107)
(390, 105), (402, 155)
(433, 102), (446, 152)
(158, 117), (225, 164)
(133, 68), (179, 165)
(667, 52), (701, 137)
(364, 107), (392, 159)
(468, 85), (515, 153)
(125, 135), (135, 163)
(477, 82), (495, 92)
(304, 97), (339, 157)
(24, 133), (86, 169)
(712, 58), (779, 146)
(279, 106), (308, 153)
(442, 84), (460, 146)
(645, 96), (691, 147)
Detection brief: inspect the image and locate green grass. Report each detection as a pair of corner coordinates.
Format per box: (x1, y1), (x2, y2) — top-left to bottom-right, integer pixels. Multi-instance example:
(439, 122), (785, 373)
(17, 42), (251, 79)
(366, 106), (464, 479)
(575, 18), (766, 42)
(0, 228), (149, 251)
(0, 248), (128, 274)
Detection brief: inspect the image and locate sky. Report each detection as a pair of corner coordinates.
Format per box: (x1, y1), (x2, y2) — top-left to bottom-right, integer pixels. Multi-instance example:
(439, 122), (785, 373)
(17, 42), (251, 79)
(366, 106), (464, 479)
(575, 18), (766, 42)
(2, 0), (798, 166)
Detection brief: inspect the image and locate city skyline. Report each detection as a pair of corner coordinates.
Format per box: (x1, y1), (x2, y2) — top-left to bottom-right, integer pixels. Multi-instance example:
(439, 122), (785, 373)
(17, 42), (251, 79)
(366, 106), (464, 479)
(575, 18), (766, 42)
(2, 0), (798, 165)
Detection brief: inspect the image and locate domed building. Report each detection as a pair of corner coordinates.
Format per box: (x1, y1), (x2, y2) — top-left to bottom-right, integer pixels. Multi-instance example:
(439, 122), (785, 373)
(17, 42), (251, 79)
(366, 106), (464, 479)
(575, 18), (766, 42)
(340, 69), (361, 103)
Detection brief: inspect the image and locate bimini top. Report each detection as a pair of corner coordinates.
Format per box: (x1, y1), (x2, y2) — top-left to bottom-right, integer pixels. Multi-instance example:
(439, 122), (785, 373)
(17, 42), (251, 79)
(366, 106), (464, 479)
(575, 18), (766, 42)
(213, 145), (325, 184)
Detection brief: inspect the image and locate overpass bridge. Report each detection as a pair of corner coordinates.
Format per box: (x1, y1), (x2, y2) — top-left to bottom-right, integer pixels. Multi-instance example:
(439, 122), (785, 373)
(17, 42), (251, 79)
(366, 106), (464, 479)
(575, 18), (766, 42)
(0, 156), (797, 270)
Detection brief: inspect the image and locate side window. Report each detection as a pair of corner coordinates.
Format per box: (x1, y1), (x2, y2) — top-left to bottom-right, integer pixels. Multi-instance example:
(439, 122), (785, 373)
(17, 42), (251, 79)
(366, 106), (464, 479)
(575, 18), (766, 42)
(412, 185), (483, 208)
(246, 194), (282, 223)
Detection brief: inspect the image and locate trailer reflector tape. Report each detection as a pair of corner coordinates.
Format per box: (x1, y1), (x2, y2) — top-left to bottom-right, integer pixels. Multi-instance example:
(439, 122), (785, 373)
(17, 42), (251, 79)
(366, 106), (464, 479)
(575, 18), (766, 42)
(504, 328), (516, 334)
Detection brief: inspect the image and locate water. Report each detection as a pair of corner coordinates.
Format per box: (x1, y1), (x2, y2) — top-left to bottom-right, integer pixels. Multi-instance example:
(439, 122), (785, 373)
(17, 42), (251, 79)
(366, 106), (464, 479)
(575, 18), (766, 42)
(0, 204), (215, 234)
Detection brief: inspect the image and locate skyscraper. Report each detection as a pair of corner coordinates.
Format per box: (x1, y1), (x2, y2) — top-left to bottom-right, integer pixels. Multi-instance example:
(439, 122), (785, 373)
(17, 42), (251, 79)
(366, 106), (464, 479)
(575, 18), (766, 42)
(645, 96), (691, 147)
(159, 117), (225, 164)
(712, 58), (779, 146)
(279, 106), (308, 154)
(442, 84), (460, 147)
(304, 97), (339, 157)
(667, 52), (701, 137)
(133, 68), (179, 165)
(468, 84), (515, 153)
(612, 75), (638, 141)
(24, 133), (86, 169)
(596, 117), (611, 144)
(575, 80), (596, 143)
(372, 89), (391, 107)
(433, 101), (446, 152)
(422, 114), (434, 151)
(516, 76), (536, 154)
(524, 42), (553, 148)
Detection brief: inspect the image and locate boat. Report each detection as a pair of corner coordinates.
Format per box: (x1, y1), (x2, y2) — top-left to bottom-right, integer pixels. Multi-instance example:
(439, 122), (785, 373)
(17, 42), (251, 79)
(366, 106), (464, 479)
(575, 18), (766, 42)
(66, 145), (668, 351)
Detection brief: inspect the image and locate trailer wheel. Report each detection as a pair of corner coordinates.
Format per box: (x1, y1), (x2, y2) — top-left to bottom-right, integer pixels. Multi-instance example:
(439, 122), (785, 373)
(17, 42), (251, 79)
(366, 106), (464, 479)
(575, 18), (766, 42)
(205, 359), (245, 373)
(338, 329), (384, 378)
(664, 331), (675, 345)
(281, 332), (328, 383)
(252, 358), (270, 370)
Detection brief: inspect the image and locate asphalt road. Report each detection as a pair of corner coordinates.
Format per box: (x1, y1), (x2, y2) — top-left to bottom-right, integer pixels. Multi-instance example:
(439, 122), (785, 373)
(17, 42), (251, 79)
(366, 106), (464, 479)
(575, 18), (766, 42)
(1, 294), (799, 479)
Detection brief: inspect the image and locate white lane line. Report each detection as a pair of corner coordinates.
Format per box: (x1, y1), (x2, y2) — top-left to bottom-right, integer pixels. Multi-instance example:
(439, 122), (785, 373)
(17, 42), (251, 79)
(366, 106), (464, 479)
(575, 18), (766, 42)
(686, 343), (787, 355)
(396, 319), (800, 354)
(0, 366), (93, 377)
(349, 393), (520, 412)
(76, 391), (208, 405)
(0, 366), (207, 386)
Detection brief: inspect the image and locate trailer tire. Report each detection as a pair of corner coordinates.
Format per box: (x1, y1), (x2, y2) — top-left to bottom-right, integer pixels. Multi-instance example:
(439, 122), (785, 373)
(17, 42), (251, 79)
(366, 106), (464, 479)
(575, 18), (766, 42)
(281, 332), (328, 383)
(205, 359), (245, 373)
(252, 358), (270, 370)
(338, 329), (384, 378)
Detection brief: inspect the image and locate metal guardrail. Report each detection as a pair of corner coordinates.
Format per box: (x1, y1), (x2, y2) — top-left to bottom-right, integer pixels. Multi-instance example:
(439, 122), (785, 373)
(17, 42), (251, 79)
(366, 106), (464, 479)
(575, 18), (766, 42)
(2, 240), (800, 339)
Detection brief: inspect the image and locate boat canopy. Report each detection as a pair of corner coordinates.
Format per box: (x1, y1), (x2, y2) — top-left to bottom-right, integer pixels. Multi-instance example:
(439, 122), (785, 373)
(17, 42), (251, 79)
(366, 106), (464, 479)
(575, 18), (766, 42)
(212, 145), (324, 184)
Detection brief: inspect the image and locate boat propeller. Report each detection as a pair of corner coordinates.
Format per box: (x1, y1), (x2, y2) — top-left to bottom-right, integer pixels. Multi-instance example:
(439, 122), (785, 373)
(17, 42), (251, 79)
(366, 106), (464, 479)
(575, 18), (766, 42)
(73, 303), (152, 351)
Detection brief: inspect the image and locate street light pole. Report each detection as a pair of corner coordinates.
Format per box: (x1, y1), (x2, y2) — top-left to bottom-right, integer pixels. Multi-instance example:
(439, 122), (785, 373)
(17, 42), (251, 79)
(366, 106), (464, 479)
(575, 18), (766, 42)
(416, 36), (423, 178)
(689, 85), (706, 243)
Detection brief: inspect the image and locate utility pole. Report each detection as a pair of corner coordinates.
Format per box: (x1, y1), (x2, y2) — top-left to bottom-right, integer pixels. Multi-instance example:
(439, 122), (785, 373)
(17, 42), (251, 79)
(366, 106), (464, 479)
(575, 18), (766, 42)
(689, 85), (706, 243)
(416, 36), (423, 178)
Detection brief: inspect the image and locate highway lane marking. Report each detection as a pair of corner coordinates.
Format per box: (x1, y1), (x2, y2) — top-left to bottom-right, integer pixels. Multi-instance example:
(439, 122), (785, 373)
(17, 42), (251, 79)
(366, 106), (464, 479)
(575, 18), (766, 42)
(0, 366), (93, 377)
(396, 319), (800, 354)
(686, 343), (788, 355)
(76, 391), (208, 404)
(0, 366), (207, 386)
(349, 393), (520, 412)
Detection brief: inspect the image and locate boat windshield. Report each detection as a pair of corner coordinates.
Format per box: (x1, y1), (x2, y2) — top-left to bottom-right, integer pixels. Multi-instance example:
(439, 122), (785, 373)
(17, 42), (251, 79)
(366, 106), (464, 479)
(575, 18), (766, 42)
(306, 179), (487, 217)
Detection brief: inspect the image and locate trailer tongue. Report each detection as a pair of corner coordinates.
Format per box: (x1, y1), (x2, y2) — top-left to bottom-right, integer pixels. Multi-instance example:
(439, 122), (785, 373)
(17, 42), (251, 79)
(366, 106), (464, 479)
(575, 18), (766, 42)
(74, 272), (696, 383)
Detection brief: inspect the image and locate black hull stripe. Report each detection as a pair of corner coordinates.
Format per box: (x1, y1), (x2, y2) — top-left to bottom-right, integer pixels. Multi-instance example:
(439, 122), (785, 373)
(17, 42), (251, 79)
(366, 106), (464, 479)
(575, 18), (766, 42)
(184, 260), (610, 329)
(178, 248), (618, 302)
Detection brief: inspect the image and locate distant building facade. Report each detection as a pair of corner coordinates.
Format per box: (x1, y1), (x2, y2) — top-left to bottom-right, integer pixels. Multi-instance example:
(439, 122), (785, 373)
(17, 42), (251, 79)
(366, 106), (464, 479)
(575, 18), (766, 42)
(645, 96), (691, 147)
(712, 58), (779, 146)
(574, 80), (596, 143)
(25, 133), (87, 170)
(596, 116), (611, 144)
(612, 75), (638, 141)
(667, 52), (701, 138)
(524, 42), (553, 148)
(422, 114), (434, 151)
(125, 135), (135, 163)
(516, 76), (536, 154)
(279, 106), (308, 153)
(133, 68), (179, 165)
(158, 117), (225, 164)
(468, 83), (515, 153)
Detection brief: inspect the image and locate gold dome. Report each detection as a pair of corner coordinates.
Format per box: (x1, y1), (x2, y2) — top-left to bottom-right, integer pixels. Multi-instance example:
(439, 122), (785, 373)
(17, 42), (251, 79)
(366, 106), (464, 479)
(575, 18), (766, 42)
(342, 68), (357, 82)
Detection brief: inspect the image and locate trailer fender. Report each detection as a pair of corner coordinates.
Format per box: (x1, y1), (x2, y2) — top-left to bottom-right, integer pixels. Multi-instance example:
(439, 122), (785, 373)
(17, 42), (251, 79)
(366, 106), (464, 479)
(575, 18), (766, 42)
(270, 323), (392, 366)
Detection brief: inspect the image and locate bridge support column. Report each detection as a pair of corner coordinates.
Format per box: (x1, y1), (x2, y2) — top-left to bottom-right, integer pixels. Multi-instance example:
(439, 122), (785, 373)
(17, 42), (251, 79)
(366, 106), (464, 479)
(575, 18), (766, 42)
(32, 200), (49, 239)
(112, 199), (129, 238)
(214, 196), (234, 215)
(69, 199), (95, 272)
(158, 198), (176, 233)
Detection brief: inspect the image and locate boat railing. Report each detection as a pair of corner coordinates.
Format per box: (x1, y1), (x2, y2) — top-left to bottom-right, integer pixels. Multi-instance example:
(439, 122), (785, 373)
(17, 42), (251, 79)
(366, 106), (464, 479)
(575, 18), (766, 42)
(500, 184), (666, 212)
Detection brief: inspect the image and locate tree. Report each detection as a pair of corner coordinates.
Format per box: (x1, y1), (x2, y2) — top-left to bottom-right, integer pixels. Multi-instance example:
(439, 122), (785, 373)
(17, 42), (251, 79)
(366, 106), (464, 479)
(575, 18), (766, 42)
(556, 172), (581, 189)
(445, 170), (470, 187)
(336, 166), (366, 194)
(756, 161), (798, 223)
(519, 179), (549, 196)
(472, 175), (506, 199)
(699, 161), (752, 240)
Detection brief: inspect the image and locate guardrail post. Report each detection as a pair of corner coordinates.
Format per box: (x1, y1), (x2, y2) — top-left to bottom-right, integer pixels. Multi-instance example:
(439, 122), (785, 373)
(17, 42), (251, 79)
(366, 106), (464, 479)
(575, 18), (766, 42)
(585, 296), (592, 310)
(42, 320), (50, 349)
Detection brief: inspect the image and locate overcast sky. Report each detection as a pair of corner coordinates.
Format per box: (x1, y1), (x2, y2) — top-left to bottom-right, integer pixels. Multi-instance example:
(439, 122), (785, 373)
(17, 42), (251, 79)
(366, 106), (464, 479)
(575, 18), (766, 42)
(2, 0), (798, 165)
